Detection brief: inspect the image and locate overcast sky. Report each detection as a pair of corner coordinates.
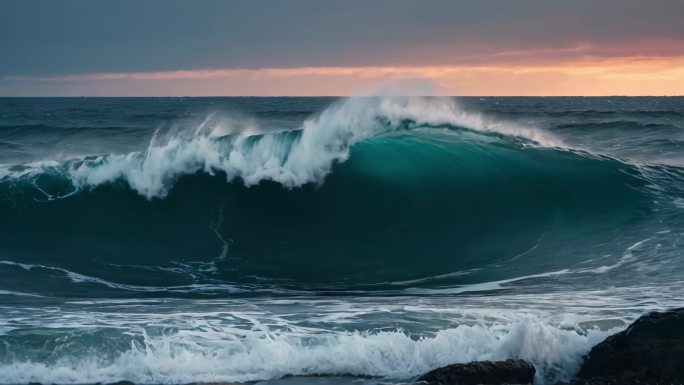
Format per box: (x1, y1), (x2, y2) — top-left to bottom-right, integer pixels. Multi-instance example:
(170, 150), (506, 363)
(2, 0), (683, 96)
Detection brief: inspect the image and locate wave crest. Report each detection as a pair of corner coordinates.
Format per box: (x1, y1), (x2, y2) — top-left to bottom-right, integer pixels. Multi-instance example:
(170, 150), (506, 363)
(0, 97), (561, 198)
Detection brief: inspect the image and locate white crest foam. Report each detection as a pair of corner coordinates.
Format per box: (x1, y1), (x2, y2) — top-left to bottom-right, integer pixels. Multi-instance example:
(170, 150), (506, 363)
(0, 97), (562, 199)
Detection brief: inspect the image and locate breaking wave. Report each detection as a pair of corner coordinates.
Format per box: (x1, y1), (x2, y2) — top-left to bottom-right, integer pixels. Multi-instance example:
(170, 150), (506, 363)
(0, 97), (561, 198)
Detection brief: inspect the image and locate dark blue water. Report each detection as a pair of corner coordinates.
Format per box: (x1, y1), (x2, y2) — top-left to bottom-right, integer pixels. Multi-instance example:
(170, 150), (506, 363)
(0, 97), (683, 384)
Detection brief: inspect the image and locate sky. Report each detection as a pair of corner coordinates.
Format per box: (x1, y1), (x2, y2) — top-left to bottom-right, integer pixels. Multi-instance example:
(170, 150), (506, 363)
(1, 0), (683, 96)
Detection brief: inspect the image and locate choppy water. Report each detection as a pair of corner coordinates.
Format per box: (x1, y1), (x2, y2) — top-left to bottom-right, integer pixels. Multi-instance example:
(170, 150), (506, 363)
(0, 96), (683, 384)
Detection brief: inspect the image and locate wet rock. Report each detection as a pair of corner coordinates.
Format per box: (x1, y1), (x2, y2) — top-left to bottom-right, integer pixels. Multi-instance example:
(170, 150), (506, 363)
(574, 307), (684, 385)
(417, 358), (535, 385)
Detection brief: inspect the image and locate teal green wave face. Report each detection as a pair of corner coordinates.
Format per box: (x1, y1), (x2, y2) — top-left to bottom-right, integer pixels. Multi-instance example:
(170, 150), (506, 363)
(0, 128), (651, 295)
(217, 130), (648, 287)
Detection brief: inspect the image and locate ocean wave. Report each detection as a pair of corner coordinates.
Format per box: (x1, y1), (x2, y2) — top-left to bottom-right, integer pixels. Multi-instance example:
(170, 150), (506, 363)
(0, 97), (562, 199)
(0, 96), (677, 294)
(0, 102), (659, 293)
(1, 96), (683, 385)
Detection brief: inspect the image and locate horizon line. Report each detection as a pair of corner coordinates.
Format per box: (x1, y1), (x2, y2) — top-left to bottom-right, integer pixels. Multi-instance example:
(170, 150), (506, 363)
(1, 95), (683, 98)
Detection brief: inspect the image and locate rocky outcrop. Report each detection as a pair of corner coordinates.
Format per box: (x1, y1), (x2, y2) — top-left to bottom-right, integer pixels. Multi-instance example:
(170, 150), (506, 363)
(417, 358), (535, 385)
(573, 307), (684, 385)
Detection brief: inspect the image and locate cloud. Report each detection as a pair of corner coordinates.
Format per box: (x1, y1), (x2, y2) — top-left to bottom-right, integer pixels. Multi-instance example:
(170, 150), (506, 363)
(2, 0), (684, 77)
(2, 0), (683, 95)
(3, 55), (683, 96)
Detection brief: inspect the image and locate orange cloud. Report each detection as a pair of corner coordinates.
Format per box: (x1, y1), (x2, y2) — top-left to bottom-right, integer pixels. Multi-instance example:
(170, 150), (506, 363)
(4, 55), (684, 96)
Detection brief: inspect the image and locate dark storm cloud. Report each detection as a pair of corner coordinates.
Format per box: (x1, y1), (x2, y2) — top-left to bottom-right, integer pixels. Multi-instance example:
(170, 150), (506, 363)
(1, 0), (683, 77)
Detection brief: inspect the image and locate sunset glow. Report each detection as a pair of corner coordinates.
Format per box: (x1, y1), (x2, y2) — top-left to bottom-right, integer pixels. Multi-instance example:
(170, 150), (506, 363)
(2, 1), (683, 96)
(6, 56), (684, 96)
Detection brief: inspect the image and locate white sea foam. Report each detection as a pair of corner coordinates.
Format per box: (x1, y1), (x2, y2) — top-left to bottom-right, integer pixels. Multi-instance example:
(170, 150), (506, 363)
(0, 260), (249, 294)
(0, 290), (42, 297)
(0, 316), (615, 384)
(0, 97), (562, 198)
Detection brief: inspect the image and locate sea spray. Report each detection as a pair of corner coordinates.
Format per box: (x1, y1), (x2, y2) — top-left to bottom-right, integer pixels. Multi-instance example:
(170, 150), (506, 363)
(0, 97), (561, 198)
(0, 308), (621, 384)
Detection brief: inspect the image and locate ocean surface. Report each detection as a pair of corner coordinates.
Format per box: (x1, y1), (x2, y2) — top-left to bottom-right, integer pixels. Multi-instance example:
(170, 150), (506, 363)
(0, 96), (683, 384)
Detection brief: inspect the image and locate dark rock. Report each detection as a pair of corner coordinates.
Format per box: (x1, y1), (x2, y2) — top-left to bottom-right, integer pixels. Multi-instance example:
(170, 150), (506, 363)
(574, 307), (684, 385)
(417, 358), (535, 385)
